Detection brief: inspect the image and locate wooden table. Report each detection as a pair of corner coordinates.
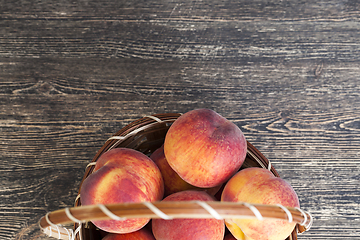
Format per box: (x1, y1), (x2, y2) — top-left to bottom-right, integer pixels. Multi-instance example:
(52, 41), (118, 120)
(1, 1), (359, 239)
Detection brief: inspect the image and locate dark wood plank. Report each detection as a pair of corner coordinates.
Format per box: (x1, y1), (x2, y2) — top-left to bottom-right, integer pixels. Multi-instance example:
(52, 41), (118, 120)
(1, 1), (360, 240)
(1, 1), (360, 62)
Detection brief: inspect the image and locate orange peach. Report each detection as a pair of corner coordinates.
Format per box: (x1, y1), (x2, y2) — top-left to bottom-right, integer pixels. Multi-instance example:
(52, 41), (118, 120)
(101, 227), (155, 240)
(152, 190), (225, 240)
(221, 168), (299, 240)
(150, 145), (221, 197)
(164, 108), (247, 188)
(80, 148), (164, 234)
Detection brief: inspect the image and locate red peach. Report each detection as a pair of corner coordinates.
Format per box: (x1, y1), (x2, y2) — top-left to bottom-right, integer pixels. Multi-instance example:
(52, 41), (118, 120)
(101, 227), (155, 240)
(80, 148), (164, 234)
(221, 168), (299, 240)
(164, 108), (247, 188)
(150, 145), (221, 197)
(152, 190), (225, 240)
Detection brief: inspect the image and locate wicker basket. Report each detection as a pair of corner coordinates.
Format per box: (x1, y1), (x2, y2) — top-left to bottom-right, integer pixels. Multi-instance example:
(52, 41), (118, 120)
(39, 113), (313, 240)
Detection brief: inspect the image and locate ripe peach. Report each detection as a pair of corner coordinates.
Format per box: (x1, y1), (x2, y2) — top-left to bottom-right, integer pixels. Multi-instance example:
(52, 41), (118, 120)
(152, 190), (225, 240)
(164, 108), (247, 188)
(80, 148), (164, 234)
(150, 145), (221, 197)
(101, 227), (155, 240)
(221, 168), (300, 240)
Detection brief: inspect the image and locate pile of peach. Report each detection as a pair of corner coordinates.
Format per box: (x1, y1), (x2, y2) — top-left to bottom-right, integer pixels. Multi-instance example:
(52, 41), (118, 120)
(80, 109), (300, 240)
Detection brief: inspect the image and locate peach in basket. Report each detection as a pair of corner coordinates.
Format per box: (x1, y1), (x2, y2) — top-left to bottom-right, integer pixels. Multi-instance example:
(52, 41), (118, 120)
(80, 148), (164, 234)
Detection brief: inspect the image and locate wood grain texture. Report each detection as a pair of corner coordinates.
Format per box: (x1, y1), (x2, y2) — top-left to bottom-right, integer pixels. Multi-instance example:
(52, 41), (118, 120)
(1, 0), (360, 239)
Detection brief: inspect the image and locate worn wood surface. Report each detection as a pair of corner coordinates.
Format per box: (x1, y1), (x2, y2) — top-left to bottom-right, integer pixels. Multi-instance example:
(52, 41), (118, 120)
(1, 0), (360, 239)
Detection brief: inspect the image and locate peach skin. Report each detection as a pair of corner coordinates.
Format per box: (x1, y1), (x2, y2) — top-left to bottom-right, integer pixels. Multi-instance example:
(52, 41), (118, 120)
(152, 190), (225, 240)
(80, 148), (164, 234)
(150, 145), (221, 197)
(221, 167), (299, 240)
(164, 108), (247, 188)
(101, 227), (155, 240)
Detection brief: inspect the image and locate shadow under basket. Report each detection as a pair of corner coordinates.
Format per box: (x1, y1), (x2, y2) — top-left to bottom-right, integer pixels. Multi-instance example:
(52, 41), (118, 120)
(39, 113), (313, 240)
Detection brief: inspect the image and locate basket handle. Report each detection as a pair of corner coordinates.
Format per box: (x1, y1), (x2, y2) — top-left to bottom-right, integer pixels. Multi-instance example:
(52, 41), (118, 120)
(39, 201), (313, 240)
